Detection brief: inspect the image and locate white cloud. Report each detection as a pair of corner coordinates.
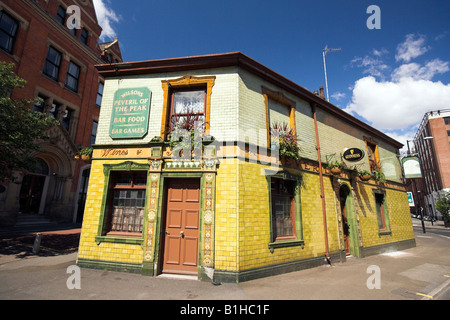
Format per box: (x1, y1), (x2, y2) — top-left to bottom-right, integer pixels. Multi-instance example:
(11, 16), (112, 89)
(391, 59), (450, 81)
(350, 55), (389, 78)
(395, 34), (430, 63)
(93, 0), (120, 41)
(331, 91), (346, 101)
(345, 76), (450, 131)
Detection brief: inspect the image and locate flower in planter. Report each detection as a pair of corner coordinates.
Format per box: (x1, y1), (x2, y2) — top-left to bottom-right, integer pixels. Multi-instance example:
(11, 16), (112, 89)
(358, 169), (372, 181)
(371, 168), (386, 183)
(270, 121), (301, 161)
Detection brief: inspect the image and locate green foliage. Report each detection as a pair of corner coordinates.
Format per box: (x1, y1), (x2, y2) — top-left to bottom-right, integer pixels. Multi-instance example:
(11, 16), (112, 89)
(435, 191), (450, 222)
(328, 161), (344, 169)
(79, 147), (93, 156)
(270, 121), (301, 161)
(371, 168), (386, 183)
(0, 62), (58, 182)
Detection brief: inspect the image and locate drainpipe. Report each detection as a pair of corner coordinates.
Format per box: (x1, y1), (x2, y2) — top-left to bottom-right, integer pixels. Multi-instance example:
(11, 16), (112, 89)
(311, 102), (331, 263)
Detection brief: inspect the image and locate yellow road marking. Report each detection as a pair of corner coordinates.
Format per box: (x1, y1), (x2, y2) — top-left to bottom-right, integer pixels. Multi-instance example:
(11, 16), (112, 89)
(415, 292), (434, 299)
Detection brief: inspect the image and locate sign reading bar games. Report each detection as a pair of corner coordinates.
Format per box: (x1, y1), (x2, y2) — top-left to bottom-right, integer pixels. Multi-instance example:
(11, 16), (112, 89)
(110, 87), (152, 139)
(343, 148), (365, 162)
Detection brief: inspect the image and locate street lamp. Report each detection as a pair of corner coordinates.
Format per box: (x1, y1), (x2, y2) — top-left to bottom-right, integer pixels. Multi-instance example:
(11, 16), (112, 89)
(405, 136), (434, 233)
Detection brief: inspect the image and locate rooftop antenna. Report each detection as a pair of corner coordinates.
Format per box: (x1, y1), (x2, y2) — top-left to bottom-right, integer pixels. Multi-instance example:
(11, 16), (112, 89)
(322, 45), (342, 102)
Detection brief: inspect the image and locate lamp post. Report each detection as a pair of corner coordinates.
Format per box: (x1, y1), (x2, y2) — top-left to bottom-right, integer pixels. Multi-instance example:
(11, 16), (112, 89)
(406, 140), (426, 233)
(406, 137), (434, 233)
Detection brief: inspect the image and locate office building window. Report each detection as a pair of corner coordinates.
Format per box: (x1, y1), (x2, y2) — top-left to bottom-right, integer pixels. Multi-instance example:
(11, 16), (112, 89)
(0, 11), (19, 54)
(96, 82), (104, 107)
(90, 121), (98, 146)
(81, 28), (88, 44)
(56, 6), (66, 25)
(43, 46), (62, 81)
(65, 61), (80, 92)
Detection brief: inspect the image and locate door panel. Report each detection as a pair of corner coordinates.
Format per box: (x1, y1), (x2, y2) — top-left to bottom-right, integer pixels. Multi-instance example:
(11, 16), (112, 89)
(162, 178), (200, 275)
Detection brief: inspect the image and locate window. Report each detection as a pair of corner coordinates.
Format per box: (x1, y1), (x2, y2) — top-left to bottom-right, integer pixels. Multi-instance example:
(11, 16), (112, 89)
(61, 108), (72, 131)
(107, 171), (147, 235)
(444, 117), (450, 125)
(365, 138), (380, 172)
(96, 82), (104, 106)
(262, 86), (296, 148)
(56, 6), (66, 25)
(0, 11), (19, 54)
(90, 121), (98, 146)
(169, 89), (206, 132)
(81, 28), (88, 44)
(65, 61), (80, 92)
(49, 102), (61, 119)
(374, 191), (391, 234)
(43, 46), (62, 81)
(160, 75), (215, 140)
(33, 95), (47, 114)
(267, 172), (303, 252)
(271, 178), (296, 240)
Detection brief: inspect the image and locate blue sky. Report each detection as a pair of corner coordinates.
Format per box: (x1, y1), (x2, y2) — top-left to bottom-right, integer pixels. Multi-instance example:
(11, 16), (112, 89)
(93, 0), (450, 149)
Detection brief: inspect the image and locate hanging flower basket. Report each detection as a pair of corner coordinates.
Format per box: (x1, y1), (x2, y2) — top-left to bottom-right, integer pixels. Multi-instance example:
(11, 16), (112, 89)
(330, 167), (342, 175)
(360, 174), (372, 181)
(78, 147), (93, 164)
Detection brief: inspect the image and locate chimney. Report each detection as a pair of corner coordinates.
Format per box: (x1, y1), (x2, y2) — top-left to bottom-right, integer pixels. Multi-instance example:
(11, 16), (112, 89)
(319, 86), (325, 99)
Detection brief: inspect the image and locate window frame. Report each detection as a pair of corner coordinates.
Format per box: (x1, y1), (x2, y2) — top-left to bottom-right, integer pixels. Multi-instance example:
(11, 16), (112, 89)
(266, 170), (303, 252)
(56, 6), (66, 25)
(96, 81), (104, 107)
(160, 75), (215, 141)
(365, 137), (381, 172)
(80, 28), (88, 44)
(373, 190), (391, 235)
(95, 162), (150, 245)
(43, 46), (62, 81)
(262, 86), (297, 148)
(0, 11), (19, 54)
(65, 61), (81, 92)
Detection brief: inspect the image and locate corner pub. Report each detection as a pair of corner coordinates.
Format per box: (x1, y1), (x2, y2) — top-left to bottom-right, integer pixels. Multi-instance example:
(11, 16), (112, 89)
(76, 52), (416, 283)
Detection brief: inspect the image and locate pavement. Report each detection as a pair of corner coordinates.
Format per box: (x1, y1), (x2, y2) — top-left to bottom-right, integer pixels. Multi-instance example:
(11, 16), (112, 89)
(0, 219), (449, 302)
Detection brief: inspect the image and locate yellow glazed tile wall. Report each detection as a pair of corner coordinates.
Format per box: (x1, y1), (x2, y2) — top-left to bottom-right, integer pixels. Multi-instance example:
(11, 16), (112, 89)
(237, 161), (341, 271)
(77, 159), (147, 265)
(214, 158), (239, 271)
(355, 183), (415, 249)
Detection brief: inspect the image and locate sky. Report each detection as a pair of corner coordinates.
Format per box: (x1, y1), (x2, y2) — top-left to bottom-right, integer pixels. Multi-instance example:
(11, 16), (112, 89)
(92, 0), (450, 151)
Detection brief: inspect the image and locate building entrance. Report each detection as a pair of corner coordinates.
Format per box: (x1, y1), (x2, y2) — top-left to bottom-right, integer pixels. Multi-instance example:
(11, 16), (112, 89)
(162, 178), (201, 275)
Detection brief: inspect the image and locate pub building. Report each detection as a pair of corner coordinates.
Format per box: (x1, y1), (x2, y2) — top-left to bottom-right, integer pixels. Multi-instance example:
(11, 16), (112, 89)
(77, 52), (416, 283)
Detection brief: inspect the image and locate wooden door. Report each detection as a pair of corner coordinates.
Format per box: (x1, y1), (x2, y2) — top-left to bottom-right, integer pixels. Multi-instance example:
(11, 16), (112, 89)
(162, 178), (200, 275)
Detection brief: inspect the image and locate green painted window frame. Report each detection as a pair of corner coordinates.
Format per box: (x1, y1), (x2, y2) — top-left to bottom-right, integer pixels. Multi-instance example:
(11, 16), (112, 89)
(95, 161), (150, 245)
(266, 170), (304, 252)
(373, 189), (392, 236)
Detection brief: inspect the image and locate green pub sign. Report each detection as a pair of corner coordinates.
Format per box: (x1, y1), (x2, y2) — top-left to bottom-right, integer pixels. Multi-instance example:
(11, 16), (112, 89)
(110, 87), (152, 139)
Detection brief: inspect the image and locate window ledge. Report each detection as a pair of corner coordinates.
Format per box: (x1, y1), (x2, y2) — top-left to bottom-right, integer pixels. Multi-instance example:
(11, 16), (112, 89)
(268, 239), (304, 253)
(378, 230), (392, 237)
(95, 235), (144, 245)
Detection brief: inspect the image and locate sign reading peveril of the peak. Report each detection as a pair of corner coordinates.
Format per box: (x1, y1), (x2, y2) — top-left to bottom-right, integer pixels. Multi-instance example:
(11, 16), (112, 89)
(110, 87), (152, 139)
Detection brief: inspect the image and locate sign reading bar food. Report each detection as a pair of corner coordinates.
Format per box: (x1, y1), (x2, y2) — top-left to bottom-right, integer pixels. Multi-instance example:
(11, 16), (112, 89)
(343, 148), (365, 162)
(110, 87), (151, 139)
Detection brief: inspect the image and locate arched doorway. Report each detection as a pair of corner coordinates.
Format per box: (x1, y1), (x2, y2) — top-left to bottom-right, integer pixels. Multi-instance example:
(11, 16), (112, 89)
(19, 158), (49, 214)
(339, 184), (359, 257)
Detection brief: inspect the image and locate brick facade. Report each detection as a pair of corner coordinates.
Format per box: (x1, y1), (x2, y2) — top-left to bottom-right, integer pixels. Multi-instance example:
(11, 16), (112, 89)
(0, 0), (122, 225)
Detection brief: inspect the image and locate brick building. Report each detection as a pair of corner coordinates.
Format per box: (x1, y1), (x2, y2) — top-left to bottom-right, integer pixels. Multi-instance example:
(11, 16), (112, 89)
(407, 109), (450, 221)
(0, 0), (122, 226)
(77, 52), (416, 282)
